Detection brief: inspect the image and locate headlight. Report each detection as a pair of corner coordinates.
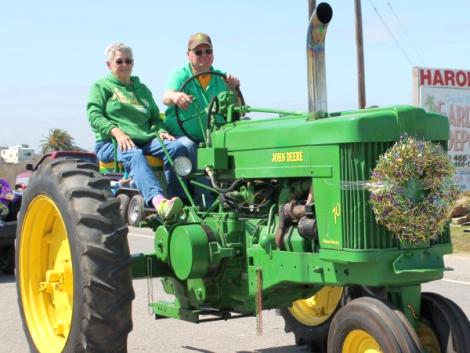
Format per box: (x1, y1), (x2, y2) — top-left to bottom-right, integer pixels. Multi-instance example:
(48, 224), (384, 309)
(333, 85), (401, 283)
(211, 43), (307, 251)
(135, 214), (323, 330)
(174, 156), (192, 177)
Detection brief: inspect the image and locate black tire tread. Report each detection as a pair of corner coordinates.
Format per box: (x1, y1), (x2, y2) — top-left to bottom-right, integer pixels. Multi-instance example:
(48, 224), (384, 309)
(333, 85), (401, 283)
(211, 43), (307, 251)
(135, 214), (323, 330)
(78, 214), (114, 228)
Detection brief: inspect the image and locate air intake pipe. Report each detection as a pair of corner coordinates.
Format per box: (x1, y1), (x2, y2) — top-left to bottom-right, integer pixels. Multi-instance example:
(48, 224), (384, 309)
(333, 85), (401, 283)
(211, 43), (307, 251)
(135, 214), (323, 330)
(307, 2), (333, 118)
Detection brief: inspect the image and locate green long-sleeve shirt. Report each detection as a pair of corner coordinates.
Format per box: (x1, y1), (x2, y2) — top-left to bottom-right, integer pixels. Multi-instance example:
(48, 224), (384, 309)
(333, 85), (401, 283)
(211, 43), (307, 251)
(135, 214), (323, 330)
(164, 64), (228, 142)
(87, 73), (165, 144)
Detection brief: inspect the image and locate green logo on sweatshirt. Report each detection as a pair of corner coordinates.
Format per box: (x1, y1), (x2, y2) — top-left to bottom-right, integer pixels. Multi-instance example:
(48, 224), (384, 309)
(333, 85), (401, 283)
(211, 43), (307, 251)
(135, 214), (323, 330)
(112, 88), (148, 113)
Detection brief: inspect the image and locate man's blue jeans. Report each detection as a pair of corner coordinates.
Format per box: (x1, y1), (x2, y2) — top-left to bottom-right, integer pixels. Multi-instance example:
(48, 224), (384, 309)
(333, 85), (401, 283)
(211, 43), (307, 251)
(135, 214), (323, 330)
(95, 138), (188, 205)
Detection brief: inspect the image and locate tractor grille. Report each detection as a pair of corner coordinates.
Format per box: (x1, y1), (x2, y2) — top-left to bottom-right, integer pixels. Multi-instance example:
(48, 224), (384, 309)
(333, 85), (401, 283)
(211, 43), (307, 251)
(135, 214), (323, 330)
(340, 142), (451, 250)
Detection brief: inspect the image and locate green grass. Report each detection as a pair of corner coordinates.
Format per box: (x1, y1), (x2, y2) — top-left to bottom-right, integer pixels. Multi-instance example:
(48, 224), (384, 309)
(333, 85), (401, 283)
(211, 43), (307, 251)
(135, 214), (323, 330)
(450, 224), (470, 255)
(448, 191), (470, 255)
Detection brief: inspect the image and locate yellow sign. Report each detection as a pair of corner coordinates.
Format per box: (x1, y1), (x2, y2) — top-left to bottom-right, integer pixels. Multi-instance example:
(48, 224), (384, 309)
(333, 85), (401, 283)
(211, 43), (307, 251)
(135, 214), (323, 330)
(332, 203), (341, 224)
(272, 151), (304, 163)
(322, 239), (340, 245)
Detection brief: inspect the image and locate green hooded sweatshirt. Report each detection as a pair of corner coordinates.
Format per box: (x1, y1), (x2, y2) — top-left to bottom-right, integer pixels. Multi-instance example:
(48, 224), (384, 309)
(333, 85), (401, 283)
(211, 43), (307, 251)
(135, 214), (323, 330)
(87, 74), (166, 144)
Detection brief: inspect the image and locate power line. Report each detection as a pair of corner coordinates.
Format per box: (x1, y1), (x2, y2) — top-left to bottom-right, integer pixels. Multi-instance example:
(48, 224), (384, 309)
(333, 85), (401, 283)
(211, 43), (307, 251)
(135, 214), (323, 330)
(366, 0), (414, 66)
(386, 0), (424, 64)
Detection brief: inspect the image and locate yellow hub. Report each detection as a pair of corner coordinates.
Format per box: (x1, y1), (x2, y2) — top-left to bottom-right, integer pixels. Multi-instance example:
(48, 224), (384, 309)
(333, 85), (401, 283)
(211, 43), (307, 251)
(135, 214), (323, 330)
(417, 322), (441, 353)
(18, 195), (74, 353)
(289, 286), (343, 326)
(343, 329), (382, 353)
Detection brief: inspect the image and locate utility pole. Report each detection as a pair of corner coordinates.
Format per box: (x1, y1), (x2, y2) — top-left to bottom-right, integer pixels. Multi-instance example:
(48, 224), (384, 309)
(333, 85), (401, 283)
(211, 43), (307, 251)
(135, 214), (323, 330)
(355, 0), (366, 108)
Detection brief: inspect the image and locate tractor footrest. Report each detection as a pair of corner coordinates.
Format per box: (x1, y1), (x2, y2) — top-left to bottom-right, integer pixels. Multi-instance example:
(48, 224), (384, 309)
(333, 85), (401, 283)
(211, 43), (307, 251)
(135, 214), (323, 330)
(152, 301), (252, 323)
(195, 309), (252, 323)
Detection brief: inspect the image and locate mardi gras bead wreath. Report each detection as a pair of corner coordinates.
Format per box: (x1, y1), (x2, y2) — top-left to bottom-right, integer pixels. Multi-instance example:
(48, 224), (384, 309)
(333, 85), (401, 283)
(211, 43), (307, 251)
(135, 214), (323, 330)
(369, 136), (460, 244)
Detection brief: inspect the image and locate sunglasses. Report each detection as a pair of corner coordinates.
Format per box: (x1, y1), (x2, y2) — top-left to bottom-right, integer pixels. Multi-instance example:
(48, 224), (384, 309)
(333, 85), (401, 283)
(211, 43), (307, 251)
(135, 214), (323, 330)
(115, 58), (134, 65)
(193, 48), (213, 56)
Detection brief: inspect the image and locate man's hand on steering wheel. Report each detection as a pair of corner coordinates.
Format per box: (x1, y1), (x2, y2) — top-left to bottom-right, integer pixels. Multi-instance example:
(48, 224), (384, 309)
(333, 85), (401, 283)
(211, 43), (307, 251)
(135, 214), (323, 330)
(171, 92), (194, 110)
(226, 74), (240, 90)
(174, 71), (245, 144)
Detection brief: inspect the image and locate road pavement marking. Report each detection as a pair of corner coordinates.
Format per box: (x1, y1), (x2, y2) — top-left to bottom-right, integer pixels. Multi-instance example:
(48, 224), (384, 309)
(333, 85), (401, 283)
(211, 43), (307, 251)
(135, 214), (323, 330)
(129, 233), (153, 239)
(442, 278), (470, 286)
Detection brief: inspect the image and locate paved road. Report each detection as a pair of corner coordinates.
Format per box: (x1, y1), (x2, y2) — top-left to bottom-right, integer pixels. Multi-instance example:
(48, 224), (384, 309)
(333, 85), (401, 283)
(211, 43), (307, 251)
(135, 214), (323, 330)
(1, 227), (469, 353)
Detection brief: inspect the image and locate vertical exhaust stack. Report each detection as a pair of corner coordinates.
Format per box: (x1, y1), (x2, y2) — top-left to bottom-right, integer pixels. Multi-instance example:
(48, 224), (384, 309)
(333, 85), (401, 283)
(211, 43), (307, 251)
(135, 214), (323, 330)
(307, 2), (333, 119)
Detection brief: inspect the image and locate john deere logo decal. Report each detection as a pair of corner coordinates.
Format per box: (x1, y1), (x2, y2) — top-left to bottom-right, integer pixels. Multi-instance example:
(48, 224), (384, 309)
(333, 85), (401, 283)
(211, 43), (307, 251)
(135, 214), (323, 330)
(272, 151), (304, 163)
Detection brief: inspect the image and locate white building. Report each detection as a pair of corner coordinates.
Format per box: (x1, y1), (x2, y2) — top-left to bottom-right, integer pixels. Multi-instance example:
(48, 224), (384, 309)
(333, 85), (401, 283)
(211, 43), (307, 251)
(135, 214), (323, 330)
(0, 145), (35, 164)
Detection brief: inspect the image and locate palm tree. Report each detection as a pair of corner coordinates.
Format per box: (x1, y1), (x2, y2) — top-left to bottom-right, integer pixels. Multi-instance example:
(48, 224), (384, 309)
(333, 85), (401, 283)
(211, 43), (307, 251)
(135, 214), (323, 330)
(40, 128), (76, 154)
(424, 95), (437, 112)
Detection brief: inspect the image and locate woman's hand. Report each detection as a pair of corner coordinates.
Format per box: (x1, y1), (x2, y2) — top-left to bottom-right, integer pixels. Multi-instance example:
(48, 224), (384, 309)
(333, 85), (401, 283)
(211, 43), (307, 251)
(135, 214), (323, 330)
(111, 127), (135, 151)
(159, 132), (176, 141)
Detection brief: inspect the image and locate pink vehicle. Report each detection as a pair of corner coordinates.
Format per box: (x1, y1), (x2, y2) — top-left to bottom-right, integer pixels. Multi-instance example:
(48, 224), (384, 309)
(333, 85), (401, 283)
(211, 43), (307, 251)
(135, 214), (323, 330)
(15, 151), (98, 189)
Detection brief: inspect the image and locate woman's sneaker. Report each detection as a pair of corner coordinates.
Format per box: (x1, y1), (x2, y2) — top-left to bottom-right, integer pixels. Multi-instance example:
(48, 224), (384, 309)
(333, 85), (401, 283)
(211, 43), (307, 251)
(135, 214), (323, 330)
(156, 197), (183, 220)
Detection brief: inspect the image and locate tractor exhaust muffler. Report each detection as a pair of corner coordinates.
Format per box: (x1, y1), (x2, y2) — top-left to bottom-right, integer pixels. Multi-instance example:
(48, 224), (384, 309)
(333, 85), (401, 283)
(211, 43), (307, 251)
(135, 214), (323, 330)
(307, 2), (333, 118)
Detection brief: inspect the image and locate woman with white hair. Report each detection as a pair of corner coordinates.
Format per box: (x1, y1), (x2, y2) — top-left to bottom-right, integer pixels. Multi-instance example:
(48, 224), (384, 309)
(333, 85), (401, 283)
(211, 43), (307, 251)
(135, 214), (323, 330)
(87, 42), (188, 220)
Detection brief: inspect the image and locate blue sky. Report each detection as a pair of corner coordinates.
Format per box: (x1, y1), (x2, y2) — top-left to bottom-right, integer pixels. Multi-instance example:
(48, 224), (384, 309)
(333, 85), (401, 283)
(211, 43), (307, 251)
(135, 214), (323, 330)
(1, 0), (469, 152)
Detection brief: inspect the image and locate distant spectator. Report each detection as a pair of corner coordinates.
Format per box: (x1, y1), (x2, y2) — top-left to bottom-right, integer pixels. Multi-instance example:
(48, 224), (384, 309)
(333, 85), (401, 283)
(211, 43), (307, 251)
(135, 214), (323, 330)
(0, 178), (17, 224)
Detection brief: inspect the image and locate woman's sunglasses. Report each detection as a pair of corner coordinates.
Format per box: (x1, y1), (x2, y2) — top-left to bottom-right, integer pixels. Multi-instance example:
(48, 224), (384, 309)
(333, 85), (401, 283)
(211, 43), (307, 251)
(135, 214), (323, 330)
(193, 48), (213, 56)
(115, 58), (134, 65)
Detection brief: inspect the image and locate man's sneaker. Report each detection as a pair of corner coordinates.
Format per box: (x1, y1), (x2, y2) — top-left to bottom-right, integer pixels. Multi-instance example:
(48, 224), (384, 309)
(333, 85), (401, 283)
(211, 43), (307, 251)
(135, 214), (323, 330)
(156, 197), (183, 220)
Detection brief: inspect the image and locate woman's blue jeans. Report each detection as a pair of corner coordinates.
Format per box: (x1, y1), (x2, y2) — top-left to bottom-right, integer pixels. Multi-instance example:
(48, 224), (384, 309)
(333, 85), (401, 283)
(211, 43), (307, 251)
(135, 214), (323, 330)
(95, 138), (188, 205)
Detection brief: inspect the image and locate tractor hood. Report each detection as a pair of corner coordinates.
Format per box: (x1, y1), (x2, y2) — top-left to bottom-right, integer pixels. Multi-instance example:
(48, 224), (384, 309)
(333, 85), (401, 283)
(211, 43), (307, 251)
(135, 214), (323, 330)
(212, 105), (449, 152)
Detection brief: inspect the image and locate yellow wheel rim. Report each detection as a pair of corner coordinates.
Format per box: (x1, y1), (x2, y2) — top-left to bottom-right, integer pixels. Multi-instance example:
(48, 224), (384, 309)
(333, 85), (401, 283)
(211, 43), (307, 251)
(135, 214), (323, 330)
(19, 195), (74, 353)
(417, 322), (441, 353)
(289, 286), (343, 326)
(343, 329), (382, 353)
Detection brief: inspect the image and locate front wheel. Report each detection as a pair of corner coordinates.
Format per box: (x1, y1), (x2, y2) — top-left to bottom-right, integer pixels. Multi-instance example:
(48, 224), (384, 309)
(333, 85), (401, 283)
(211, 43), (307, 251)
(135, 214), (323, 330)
(127, 194), (145, 227)
(327, 297), (422, 353)
(116, 193), (130, 222)
(16, 159), (134, 353)
(418, 292), (470, 352)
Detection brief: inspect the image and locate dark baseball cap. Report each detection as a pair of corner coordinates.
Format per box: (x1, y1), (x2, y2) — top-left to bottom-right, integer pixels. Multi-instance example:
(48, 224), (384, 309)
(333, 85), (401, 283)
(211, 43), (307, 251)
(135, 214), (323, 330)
(188, 33), (212, 50)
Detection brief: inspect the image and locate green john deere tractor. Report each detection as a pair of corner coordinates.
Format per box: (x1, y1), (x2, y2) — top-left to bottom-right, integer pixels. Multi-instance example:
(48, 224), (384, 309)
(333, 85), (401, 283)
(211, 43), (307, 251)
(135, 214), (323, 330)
(15, 2), (470, 353)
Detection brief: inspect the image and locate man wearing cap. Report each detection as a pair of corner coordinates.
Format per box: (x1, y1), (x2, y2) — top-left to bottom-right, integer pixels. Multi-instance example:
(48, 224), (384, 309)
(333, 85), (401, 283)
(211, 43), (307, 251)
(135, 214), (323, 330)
(163, 32), (240, 207)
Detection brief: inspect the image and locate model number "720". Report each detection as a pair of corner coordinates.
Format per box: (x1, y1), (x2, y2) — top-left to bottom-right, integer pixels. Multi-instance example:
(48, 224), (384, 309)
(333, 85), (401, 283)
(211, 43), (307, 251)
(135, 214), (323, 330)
(332, 203), (341, 224)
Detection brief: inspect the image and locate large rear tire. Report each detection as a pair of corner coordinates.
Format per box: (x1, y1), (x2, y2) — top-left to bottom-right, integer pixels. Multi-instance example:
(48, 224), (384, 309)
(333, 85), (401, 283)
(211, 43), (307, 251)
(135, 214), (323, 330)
(327, 297), (422, 353)
(280, 286), (344, 352)
(16, 158), (134, 353)
(419, 292), (470, 353)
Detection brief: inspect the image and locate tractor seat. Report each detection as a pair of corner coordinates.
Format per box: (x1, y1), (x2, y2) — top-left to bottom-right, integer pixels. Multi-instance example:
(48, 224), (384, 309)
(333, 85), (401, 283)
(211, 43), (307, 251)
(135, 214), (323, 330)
(99, 155), (163, 174)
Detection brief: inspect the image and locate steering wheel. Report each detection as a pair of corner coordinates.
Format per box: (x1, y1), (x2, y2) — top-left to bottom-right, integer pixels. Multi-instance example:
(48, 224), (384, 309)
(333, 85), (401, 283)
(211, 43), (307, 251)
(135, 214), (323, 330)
(175, 71), (245, 144)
